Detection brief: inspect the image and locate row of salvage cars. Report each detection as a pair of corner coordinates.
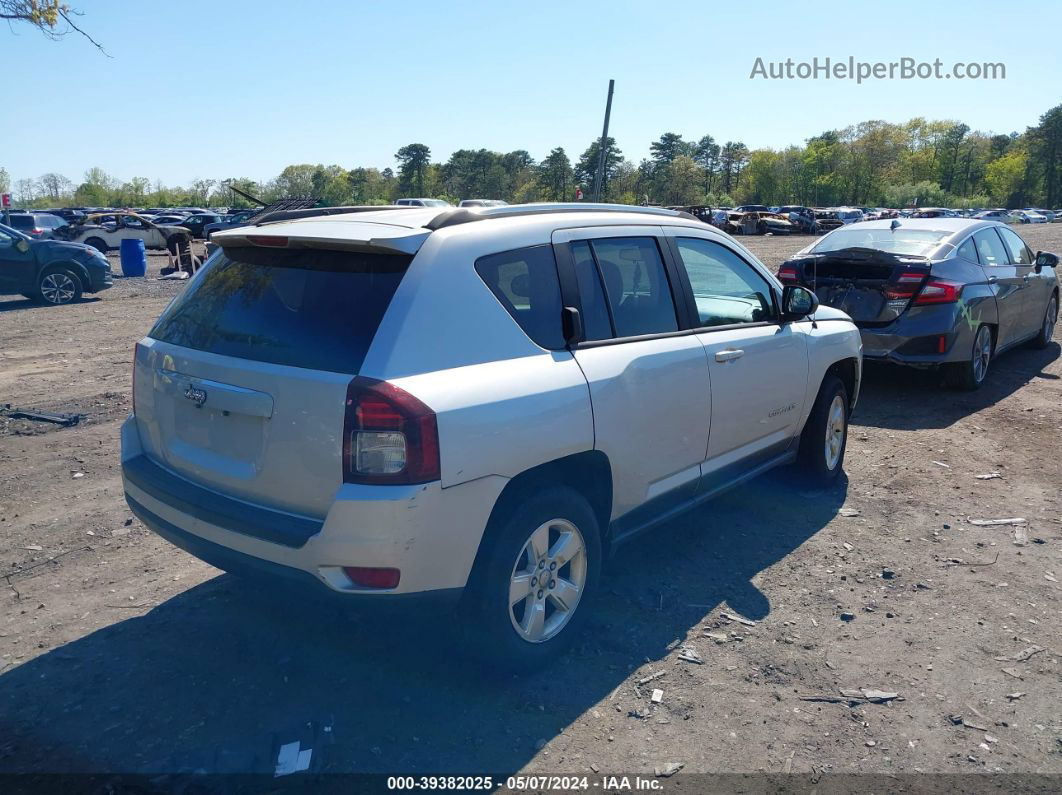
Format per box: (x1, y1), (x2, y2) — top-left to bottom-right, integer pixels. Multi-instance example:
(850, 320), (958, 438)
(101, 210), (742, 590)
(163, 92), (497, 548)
(776, 217), (1058, 389)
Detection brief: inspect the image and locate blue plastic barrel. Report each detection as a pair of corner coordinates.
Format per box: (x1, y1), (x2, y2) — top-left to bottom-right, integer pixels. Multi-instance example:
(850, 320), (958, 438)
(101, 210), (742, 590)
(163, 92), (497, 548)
(119, 238), (147, 277)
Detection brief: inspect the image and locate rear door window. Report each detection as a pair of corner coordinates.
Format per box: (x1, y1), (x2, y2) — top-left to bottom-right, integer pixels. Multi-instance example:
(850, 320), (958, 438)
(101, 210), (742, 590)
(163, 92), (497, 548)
(997, 227), (1034, 265)
(973, 229), (1009, 267)
(150, 247), (409, 373)
(569, 241), (616, 341)
(475, 244), (564, 349)
(582, 237), (678, 337)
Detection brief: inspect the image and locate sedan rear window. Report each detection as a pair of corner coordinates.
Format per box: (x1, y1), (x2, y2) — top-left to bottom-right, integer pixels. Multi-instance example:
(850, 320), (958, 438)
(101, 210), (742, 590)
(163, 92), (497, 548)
(149, 247), (409, 373)
(812, 227), (950, 257)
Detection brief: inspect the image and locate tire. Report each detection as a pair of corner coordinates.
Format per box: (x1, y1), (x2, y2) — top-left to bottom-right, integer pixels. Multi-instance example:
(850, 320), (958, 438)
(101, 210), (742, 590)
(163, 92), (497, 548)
(797, 375), (849, 485)
(1030, 293), (1058, 349)
(83, 237), (107, 254)
(464, 487), (602, 672)
(945, 324), (993, 390)
(35, 267), (83, 306)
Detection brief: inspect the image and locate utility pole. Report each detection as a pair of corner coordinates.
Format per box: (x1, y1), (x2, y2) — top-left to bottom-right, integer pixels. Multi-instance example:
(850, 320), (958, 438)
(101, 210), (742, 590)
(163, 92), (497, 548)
(591, 79), (615, 203)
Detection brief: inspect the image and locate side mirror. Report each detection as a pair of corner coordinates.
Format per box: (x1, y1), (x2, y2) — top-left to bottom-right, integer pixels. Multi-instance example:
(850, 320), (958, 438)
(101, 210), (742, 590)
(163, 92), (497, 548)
(15, 239), (30, 254)
(782, 285), (818, 321)
(1034, 251), (1058, 273)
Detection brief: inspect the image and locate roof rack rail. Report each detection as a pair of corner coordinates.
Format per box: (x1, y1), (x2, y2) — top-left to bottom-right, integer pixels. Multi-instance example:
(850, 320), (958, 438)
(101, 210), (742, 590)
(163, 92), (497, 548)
(424, 202), (698, 231)
(254, 204), (417, 226)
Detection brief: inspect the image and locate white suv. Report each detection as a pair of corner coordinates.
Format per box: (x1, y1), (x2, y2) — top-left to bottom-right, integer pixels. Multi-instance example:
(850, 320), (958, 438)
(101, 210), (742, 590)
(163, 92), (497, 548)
(121, 204), (862, 666)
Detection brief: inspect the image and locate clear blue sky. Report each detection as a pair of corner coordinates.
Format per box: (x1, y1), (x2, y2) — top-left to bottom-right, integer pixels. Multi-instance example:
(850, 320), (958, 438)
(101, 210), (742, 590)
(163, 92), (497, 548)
(3, 0), (1057, 188)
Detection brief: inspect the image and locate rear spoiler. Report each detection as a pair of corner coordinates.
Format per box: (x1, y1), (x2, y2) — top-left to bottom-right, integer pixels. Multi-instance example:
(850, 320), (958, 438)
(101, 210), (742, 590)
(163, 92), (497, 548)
(213, 221), (431, 256)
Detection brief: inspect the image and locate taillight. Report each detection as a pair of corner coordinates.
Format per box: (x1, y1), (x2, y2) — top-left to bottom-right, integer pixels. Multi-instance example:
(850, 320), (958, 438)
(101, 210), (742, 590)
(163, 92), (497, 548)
(342, 377), (440, 485)
(913, 280), (963, 305)
(30, 228), (43, 236)
(884, 269), (927, 299)
(777, 265), (798, 283)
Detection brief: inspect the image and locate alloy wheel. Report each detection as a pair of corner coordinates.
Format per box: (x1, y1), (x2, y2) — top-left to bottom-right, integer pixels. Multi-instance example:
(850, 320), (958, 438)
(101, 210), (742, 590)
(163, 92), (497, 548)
(972, 326), (992, 383)
(508, 518), (587, 643)
(40, 273), (77, 304)
(823, 394), (846, 471)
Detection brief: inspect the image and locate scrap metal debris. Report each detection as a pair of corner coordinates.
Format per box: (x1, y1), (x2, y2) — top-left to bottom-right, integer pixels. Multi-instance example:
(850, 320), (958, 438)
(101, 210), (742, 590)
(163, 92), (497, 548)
(994, 645), (1045, 663)
(654, 762), (684, 777)
(677, 646), (704, 665)
(799, 688), (901, 705)
(720, 611), (757, 627)
(969, 517), (1026, 527)
(0, 404), (82, 427)
(975, 473), (1002, 480)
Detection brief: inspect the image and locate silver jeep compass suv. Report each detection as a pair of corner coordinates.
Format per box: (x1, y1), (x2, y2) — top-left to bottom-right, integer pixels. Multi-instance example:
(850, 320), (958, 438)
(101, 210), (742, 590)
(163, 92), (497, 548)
(121, 203), (862, 666)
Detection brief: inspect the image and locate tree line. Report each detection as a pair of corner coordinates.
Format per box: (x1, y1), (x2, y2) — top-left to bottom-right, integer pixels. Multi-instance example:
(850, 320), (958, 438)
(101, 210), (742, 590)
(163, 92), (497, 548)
(4, 103), (1061, 212)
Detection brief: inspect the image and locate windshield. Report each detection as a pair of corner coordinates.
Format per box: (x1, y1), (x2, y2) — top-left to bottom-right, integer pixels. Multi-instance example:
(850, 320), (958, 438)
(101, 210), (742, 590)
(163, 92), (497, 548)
(812, 227), (950, 257)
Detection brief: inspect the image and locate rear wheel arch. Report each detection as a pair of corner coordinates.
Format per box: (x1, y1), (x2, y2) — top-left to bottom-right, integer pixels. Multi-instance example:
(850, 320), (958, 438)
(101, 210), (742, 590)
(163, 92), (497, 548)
(467, 451), (613, 588)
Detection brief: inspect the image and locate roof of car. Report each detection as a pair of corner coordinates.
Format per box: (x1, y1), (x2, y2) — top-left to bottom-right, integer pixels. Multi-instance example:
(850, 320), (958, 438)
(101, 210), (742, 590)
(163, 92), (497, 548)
(842, 217), (993, 233)
(212, 203), (706, 255)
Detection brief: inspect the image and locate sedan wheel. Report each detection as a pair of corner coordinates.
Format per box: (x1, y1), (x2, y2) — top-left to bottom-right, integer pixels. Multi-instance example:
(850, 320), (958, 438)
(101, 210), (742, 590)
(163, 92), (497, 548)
(509, 518), (587, 643)
(946, 324), (992, 390)
(39, 271), (81, 305)
(971, 325), (992, 384)
(1032, 295), (1057, 349)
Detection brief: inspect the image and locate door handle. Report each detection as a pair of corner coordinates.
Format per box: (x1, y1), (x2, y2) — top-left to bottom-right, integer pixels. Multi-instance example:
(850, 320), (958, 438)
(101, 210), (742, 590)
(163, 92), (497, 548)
(715, 349), (745, 363)
(987, 276), (997, 284)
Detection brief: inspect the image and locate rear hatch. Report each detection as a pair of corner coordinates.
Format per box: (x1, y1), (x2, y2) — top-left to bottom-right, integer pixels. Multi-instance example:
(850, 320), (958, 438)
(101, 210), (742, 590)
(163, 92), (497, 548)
(779, 247), (931, 326)
(133, 238), (415, 517)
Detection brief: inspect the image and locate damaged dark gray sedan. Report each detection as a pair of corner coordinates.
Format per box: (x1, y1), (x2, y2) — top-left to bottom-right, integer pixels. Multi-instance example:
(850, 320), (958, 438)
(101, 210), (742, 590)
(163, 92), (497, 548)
(778, 219), (1058, 389)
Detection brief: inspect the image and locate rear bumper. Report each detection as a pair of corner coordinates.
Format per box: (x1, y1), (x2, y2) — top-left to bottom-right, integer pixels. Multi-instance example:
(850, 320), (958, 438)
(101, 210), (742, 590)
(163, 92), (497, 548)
(856, 304), (974, 366)
(120, 417), (506, 603)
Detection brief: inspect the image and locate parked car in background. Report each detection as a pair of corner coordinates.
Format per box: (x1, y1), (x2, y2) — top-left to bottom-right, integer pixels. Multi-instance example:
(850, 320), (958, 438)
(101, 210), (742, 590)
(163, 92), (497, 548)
(458, 200), (509, 207)
(394, 198), (452, 207)
(1015, 210), (1048, 224)
(174, 213), (222, 239)
(122, 203), (861, 666)
(6, 212), (69, 239)
(203, 209), (257, 239)
(973, 209), (1016, 223)
(777, 206), (819, 233)
(779, 218), (1058, 390)
(1024, 208), (1056, 222)
(0, 222), (112, 305)
(57, 212), (191, 253)
(910, 207), (956, 219)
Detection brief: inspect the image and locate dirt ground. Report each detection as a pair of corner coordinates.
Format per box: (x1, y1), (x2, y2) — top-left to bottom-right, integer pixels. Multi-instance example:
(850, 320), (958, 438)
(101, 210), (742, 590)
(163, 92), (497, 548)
(0, 225), (1060, 784)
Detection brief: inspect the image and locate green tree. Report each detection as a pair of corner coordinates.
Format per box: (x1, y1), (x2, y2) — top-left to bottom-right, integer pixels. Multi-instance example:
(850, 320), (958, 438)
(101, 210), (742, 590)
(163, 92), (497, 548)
(1027, 104), (1062, 207)
(659, 155), (702, 205)
(395, 143), (431, 196)
(538, 147), (573, 201)
(649, 132), (690, 168)
(0, 1), (105, 52)
(575, 137), (624, 199)
(718, 141), (749, 194)
(693, 135), (720, 197)
(985, 150), (1028, 206)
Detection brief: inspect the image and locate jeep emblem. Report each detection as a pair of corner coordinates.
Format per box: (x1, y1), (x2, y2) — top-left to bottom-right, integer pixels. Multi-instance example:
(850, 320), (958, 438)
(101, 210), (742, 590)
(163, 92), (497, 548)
(184, 384), (208, 408)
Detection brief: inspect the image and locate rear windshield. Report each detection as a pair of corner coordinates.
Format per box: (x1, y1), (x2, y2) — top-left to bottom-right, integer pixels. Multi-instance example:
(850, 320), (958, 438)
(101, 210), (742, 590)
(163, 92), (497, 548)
(8, 215), (32, 229)
(149, 247), (409, 373)
(812, 227), (950, 257)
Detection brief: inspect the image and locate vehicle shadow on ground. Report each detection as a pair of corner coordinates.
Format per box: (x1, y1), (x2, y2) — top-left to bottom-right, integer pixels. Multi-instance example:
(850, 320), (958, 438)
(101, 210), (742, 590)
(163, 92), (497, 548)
(854, 341), (1060, 431)
(0, 296), (102, 313)
(0, 471), (846, 777)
